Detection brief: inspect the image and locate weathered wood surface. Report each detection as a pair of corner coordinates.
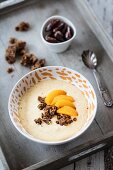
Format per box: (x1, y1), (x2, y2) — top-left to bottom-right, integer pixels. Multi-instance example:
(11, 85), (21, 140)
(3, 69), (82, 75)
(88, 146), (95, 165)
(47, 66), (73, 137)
(61, 0), (113, 169)
(0, 0), (113, 170)
(0, 146), (9, 170)
(60, 152), (104, 170)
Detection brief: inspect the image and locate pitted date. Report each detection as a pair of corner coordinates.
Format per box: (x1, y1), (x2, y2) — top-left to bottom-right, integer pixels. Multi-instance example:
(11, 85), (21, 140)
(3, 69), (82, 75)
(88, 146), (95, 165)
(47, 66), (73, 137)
(54, 31), (64, 42)
(53, 22), (65, 33)
(44, 19), (74, 43)
(45, 36), (59, 43)
(65, 26), (73, 40)
(45, 22), (53, 32)
(45, 19), (60, 32)
(61, 23), (67, 34)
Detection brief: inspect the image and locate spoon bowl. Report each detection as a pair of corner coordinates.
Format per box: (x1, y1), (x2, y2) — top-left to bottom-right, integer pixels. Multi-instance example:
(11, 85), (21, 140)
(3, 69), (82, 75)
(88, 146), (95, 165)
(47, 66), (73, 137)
(82, 50), (97, 69)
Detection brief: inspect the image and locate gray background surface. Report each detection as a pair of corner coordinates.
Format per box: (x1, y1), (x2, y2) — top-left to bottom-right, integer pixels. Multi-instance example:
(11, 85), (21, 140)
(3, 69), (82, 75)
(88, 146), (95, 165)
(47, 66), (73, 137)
(0, 0), (113, 170)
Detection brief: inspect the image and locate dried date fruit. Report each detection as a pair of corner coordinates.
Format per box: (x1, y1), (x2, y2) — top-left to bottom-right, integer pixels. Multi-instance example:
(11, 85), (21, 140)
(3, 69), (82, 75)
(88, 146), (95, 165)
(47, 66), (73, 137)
(53, 22), (64, 32)
(45, 22), (53, 32)
(61, 23), (67, 34)
(45, 35), (58, 43)
(45, 19), (60, 32)
(54, 31), (64, 42)
(44, 19), (74, 43)
(45, 31), (53, 37)
(65, 26), (73, 40)
(52, 19), (60, 28)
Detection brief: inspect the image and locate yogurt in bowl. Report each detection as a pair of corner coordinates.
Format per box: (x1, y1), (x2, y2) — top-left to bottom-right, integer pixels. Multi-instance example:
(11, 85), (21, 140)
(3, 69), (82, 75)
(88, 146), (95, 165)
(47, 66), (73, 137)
(8, 66), (97, 145)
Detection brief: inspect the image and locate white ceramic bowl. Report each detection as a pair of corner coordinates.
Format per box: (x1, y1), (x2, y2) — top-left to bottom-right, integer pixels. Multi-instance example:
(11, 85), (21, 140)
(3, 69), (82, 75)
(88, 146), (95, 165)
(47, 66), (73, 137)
(8, 66), (97, 145)
(40, 16), (76, 53)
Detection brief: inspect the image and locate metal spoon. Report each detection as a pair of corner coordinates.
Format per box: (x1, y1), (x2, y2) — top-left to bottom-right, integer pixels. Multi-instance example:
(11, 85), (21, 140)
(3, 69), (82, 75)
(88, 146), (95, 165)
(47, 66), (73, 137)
(82, 50), (113, 107)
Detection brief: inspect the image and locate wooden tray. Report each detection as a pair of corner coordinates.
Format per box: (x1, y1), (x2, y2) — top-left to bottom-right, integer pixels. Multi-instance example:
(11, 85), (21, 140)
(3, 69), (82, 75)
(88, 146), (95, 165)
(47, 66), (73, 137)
(0, 0), (113, 169)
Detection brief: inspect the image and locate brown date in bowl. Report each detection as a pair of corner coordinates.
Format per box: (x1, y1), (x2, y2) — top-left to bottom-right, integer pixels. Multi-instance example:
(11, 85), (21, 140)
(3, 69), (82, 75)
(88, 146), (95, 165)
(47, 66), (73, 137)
(43, 19), (74, 43)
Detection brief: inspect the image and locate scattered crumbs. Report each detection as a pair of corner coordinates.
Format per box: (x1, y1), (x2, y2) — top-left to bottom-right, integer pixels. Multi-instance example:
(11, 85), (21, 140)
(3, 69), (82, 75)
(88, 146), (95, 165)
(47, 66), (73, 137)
(5, 38), (26, 64)
(5, 45), (16, 64)
(5, 37), (46, 70)
(7, 67), (14, 74)
(15, 21), (30, 31)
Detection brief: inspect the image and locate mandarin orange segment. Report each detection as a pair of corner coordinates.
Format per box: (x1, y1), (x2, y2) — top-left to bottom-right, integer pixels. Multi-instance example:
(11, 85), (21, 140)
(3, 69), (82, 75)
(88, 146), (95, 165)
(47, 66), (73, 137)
(57, 106), (78, 116)
(51, 95), (74, 105)
(45, 90), (66, 105)
(55, 99), (75, 108)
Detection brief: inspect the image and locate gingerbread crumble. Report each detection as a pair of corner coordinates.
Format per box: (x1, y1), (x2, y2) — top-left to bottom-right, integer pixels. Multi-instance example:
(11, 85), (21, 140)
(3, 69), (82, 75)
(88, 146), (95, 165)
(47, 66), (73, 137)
(9, 37), (17, 44)
(5, 38), (26, 64)
(20, 53), (32, 66)
(7, 67), (14, 74)
(34, 96), (77, 126)
(15, 22), (30, 31)
(5, 45), (16, 64)
(20, 53), (37, 66)
(9, 38), (26, 50)
(31, 59), (46, 70)
(5, 37), (46, 71)
(38, 103), (47, 110)
(38, 96), (45, 103)
(16, 40), (26, 51)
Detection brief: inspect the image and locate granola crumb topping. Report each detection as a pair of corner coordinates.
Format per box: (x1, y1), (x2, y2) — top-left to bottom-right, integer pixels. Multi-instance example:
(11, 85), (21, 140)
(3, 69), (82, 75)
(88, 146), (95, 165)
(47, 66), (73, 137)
(34, 95), (77, 126)
(34, 118), (42, 125)
(38, 96), (45, 103)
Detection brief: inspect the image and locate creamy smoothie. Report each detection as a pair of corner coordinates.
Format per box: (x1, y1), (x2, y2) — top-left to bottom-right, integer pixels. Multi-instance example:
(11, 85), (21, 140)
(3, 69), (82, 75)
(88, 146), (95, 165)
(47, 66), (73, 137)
(19, 80), (88, 142)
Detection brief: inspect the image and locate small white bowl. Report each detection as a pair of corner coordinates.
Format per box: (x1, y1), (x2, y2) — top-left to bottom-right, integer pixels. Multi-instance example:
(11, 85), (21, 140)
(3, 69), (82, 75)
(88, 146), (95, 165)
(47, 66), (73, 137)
(8, 66), (97, 145)
(40, 16), (76, 53)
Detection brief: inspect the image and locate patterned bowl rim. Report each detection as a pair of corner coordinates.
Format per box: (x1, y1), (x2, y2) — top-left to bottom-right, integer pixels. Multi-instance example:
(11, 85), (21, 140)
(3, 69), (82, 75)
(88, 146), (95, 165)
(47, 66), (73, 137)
(8, 66), (97, 145)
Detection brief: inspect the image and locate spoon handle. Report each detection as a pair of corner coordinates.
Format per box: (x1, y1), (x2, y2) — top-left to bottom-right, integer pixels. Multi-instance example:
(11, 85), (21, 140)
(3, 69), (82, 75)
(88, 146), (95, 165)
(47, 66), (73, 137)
(93, 69), (113, 107)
